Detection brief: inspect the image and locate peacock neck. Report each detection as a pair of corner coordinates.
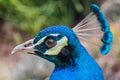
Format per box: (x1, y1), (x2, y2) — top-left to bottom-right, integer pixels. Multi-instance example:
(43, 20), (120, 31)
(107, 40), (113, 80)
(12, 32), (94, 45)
(50, 44), (104, 80)
(55, 44), (97, 68)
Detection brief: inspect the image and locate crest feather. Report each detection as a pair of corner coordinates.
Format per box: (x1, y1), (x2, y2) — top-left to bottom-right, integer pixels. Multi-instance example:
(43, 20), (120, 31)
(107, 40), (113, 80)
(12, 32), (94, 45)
(72, 4), (113, 55)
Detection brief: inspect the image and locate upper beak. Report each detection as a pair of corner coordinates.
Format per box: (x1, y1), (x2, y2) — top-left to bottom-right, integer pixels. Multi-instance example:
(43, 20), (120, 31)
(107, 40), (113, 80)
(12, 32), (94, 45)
(11, 39), (38, 54)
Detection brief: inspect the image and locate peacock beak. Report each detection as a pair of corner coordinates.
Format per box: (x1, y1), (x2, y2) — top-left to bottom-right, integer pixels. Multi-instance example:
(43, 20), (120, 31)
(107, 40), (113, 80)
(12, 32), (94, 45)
(11, 39), (38, 54)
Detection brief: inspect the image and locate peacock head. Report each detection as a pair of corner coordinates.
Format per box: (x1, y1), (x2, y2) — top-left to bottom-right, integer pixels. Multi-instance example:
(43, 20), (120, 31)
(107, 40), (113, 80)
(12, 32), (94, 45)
(11, 4), (113, 66)
(11, 25), (81, 66)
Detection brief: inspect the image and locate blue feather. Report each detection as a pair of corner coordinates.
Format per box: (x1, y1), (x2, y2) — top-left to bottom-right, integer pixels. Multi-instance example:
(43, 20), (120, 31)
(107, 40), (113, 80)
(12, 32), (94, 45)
(102, 31), (113, 44)
(91, 4), (110, 32)
(101, 22), (110, 32)
(90, 4), (113, 54)
(100, 44), (111, 55)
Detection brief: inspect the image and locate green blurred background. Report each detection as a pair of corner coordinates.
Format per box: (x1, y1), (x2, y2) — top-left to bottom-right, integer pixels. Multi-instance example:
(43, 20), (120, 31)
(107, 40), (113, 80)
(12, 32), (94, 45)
(0, 0), (120, 80)
(0, 0), (97, 34)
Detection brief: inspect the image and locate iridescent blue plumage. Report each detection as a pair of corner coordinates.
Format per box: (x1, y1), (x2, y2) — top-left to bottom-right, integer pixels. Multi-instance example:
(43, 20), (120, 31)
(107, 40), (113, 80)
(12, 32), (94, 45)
(91, 4), (113, 55)
(34, 25), (104, 80)
(91, 4), (110, 32)
(100, 44), (111, 55)
(102, 31), (113, 44)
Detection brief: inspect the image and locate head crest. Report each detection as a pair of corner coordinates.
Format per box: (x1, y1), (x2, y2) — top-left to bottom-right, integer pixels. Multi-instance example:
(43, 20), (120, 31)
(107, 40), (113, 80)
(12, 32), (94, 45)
(72, 4), (113, 55)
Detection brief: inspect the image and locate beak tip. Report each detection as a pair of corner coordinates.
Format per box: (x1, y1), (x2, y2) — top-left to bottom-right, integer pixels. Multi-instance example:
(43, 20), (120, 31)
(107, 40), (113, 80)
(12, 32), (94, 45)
(10, 39), (37, 55)
(11, 49), (16, 55)
(11, 52), (14, 55)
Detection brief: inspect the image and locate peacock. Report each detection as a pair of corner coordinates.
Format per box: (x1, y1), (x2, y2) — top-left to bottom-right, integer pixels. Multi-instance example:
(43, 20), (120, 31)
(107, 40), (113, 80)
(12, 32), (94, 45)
(11, 4), (113, 80)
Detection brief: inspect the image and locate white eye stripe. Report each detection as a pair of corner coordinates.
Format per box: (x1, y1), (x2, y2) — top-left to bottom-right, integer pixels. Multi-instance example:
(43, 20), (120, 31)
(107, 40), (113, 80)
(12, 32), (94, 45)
(50, 34), (60, 37)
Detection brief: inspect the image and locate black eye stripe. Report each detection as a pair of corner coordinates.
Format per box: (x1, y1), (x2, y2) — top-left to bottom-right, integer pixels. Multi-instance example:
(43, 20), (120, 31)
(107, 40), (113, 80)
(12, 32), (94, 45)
(35, 42), (47, 52)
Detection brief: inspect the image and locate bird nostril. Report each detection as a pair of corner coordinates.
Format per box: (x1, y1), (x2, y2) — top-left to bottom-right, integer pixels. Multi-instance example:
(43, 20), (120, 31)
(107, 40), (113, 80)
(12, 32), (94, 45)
(24, 42), (32, 47)
(22, 39), (34, 48)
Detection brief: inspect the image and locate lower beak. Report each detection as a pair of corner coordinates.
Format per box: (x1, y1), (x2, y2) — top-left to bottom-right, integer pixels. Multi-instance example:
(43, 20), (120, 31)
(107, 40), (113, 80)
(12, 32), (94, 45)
(11, 39), (38, 54)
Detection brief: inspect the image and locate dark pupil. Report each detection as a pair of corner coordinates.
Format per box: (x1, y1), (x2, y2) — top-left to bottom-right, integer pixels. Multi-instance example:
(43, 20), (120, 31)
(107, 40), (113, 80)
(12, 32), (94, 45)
(45, 38), (57, 48)
(48, 39), (54, 44)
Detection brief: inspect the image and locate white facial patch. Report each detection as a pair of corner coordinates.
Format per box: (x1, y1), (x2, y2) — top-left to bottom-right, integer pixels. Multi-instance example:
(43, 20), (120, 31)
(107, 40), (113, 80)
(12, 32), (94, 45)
(44, 36), (68, 55)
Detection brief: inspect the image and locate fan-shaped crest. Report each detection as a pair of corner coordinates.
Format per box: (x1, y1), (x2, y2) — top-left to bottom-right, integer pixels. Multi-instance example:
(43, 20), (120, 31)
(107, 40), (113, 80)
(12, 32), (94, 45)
(72, 4), (113, 55)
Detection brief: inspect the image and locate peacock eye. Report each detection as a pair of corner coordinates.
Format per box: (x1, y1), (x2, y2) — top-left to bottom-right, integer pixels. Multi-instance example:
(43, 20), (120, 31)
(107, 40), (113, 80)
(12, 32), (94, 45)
(44, 37), (57, 48)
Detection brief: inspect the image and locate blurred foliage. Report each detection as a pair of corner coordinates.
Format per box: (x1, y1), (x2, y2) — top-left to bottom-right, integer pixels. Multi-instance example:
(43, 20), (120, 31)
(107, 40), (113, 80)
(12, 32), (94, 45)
(0, 0), (96, 34)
